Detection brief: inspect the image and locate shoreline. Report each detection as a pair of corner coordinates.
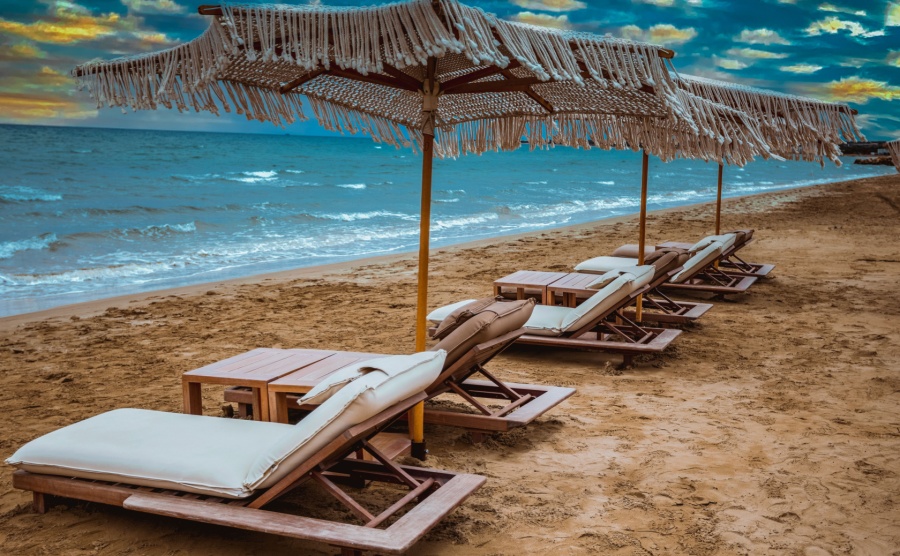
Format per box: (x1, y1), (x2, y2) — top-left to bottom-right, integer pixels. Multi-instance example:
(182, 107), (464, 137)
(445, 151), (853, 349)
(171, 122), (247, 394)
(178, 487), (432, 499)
(0, 177), (849, 330)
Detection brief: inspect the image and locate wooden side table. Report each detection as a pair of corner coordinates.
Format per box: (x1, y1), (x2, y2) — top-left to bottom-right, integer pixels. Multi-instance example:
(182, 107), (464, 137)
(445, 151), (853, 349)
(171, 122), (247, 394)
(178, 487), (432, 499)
(546, 273), (602, 307)
(181, 348), (335, 421)
(493, 270), (567, 303)
(266, 351), (386, 423)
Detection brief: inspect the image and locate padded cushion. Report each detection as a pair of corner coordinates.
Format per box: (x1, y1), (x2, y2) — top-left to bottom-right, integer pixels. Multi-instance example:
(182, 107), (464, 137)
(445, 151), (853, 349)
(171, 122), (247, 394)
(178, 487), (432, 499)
(432, 296), (498, 340)
(611, 244), (656, 258)
(249, 350), (445, 490)
(8, 351), (446, 499)
(427, 299), (475, 324)
(671, 241), (724, 283)
(432, 299), (534, 366)
(299, 351), (440, 405)
(524, 269), (641, 336)
(586, 269), (628, 289)
(727, 229), (753, 245)
(649, 251), (681, 278)
(574, 255), (638, 274)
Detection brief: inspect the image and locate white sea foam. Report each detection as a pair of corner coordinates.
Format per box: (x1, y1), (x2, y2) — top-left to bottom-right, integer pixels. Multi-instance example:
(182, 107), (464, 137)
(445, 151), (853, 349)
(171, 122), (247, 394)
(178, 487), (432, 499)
(318, 210), (418, 222)
(0, 233), (58, 260)
(336, 183), (366, 189)
(0, 186), (62, 202)
(113, 222), (197, 239)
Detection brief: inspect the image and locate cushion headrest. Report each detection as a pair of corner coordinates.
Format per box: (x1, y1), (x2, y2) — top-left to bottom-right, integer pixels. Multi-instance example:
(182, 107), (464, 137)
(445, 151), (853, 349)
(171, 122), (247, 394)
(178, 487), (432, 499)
(431, 299), (535, 367)
(432, 296), (500, 340)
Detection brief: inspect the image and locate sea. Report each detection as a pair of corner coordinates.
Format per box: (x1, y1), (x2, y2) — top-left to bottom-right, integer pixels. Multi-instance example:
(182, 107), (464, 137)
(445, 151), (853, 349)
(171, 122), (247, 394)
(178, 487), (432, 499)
(1, 124), (894, 317)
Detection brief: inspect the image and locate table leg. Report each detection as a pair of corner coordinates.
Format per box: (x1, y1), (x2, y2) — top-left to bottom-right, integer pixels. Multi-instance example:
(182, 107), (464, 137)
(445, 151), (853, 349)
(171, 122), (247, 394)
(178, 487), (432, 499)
(182, 380), (202, 415)
(268, 390), (289, 423)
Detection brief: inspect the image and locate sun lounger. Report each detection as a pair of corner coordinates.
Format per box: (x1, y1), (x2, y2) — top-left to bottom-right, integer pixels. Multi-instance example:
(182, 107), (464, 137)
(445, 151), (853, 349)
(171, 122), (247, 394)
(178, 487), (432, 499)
(576, 239), (758, 296)
(613, 230), (775, 278)
(226, 299), (575, 439)
(7, 351), (485, 555)
(527, 251), (712, 325)
(430, 266), (682, 368)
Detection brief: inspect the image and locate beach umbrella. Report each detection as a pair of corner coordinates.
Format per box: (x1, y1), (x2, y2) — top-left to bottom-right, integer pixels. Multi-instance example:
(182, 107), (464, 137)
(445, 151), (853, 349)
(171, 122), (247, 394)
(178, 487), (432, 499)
(888, 139), (900, 173)
(73, 0), (771, 456)
(676, 74), (864, 236)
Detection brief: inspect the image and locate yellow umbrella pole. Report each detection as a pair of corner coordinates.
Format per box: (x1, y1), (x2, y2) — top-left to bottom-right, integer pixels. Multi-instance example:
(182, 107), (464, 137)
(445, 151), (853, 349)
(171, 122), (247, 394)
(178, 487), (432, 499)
(410, 66), (438, 460)
(635, 150), (649, 322)
(410, 130), (434, 460)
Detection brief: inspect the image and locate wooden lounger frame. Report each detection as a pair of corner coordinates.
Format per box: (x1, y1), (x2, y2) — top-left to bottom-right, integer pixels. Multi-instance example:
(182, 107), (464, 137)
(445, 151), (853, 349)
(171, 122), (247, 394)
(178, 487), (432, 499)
(660, 238), (775, 279)
(11, 393), (485, 555)
(658, 264), (757, 296)
(227, 332), (575, 440)
(517, 283), (681, 368)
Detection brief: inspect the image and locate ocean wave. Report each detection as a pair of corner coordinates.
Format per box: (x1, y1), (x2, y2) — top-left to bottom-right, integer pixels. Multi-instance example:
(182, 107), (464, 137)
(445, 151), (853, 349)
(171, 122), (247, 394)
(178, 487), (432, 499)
(0, 186), (62, 203)
(432, 213), (499, 230)
(594, 180), (615, 185)
(284, 169), (304, 174)
(336, 183), (366, 190)
(0, 233), (58, 260)
(8, 261), (169, 286)
(110, 222), (198, 240)
(316, 210), (418, 222)
(435, 198), (460, 203)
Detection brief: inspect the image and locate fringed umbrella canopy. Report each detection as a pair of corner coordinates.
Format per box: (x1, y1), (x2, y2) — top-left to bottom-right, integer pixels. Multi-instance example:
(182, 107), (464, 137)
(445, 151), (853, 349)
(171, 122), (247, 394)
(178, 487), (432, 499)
(71, 0), (779, 455)
(676, 74), (863, 165)
(73, 0), (772, 163)
(888, 139), (900, 172)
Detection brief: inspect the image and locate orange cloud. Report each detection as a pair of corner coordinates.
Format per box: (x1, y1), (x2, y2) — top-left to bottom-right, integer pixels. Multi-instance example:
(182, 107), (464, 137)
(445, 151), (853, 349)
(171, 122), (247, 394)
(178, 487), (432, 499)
(511, 12), (572, 30)
(121, 0), (186, 14)
(889, 2), (900, 26)
(510, 0), (586, 11)
(806, 16), (883, 37)
(0, 42), (47, 60)
(725, 47), (789, 59)
(0, 1), (175, 46)
(620, 23), (697, 45)
(802, 77), (900, 104)
(0, 92), (96, 122)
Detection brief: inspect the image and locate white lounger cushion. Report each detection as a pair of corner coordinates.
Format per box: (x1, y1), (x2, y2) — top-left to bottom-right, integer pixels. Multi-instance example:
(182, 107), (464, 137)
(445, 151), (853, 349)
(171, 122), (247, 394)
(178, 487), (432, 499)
(525, 265), (655, 336)
(670, 241), (724, 283)
(428, 299), (475, 324)
(689, 233), (736, 253)
(573, 255), (639, 274)
(7, 350), (445, 499)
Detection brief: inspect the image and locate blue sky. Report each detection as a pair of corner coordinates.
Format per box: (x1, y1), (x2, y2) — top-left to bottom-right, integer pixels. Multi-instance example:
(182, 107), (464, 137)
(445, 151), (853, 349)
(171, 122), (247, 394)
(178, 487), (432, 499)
(1, 0), (898, 139)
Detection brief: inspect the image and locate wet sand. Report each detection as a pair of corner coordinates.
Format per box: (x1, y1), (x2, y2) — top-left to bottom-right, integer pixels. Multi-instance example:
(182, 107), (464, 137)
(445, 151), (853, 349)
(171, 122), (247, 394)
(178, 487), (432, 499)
(1, 174), (898, 555)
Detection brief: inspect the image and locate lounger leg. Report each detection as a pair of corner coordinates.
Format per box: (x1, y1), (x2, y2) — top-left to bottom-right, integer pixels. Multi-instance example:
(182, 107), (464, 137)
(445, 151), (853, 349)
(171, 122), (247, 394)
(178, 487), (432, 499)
(339, 547), (362, 556)
(32, 492), (47, 514)
(618, 354), (634, 370)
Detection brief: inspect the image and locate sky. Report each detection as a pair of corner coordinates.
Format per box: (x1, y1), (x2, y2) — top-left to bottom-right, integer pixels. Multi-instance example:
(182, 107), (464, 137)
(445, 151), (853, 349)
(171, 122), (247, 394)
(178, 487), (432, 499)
(0, 0), (898, 139)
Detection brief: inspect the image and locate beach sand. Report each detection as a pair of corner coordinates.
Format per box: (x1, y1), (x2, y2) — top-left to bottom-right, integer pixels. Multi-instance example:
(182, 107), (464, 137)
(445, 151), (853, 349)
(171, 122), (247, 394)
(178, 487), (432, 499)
(1, 174), (898, 555)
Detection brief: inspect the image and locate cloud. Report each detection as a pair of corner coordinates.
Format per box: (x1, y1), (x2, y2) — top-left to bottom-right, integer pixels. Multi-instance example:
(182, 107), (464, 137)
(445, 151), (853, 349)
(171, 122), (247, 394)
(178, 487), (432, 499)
(0, 92), (96, 122)
(619, 23), (697, 45)
(735, 28), (791, 45)
(818, 3), (866, 16)
(0, 42), (48, 61)
(511, 11), (572, 29)
(889, 51), (900, 67)
(510, 0), (586, 12)
(725, 47), (789, 59)
(716, 58), (749, 70)
(121, 0), (186, 14)
(632, 0), (674, 5)
(889, 2), (900, 26)
(801, 76), (900, 104)
(805, 16), (883, 38)
(780, 63), (823, 73)
(0, 1), (176, 47)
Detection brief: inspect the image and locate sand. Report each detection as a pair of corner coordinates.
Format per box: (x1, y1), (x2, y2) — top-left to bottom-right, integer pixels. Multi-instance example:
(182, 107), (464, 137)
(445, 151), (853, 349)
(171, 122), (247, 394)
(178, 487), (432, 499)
(1, 175), (898, 555)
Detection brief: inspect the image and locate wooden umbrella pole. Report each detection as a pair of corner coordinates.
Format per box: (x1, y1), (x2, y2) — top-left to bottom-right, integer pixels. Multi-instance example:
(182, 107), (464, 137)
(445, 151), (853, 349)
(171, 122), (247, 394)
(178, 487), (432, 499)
(714, 163), (723, 269)
(410, 61), (438, 460)
(636, 151), (649, 322)
(715, 163), (723, 235)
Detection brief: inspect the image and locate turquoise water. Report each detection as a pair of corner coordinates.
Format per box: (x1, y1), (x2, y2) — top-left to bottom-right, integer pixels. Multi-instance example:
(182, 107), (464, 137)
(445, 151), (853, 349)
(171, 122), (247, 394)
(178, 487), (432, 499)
(0, 124), (894, 316)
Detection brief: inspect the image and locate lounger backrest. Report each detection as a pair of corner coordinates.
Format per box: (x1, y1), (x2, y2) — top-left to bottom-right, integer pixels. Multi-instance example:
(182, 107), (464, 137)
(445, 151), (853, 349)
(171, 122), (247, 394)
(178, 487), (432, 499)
(246, 350), (445, 490)
(690, 233), (735, 253)
(670, 241), (724, 283)
(431, 299), (534, 367)
(561, 265), (655, 332)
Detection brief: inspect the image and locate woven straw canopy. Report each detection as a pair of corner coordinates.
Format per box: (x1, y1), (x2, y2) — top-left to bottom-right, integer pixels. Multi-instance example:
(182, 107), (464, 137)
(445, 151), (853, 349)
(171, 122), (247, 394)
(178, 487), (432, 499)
(676, 74), (863, 165)
(73, 0), (772, 164)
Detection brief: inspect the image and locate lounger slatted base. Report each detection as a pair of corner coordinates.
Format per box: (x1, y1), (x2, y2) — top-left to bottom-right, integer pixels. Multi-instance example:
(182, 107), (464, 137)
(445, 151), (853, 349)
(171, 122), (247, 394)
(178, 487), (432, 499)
(517, 328), (681, 367)
(660, 274), (757, 296)
(621, 297), (713, 325)
(14, 465), (484, 555)
(717, 260), (775, 278)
